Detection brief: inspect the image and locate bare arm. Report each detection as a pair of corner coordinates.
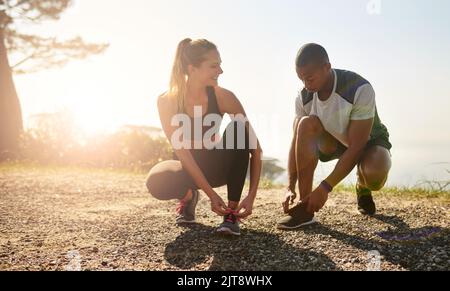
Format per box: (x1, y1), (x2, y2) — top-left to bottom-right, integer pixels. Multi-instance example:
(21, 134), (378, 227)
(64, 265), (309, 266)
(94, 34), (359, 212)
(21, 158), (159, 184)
(325, 118), (374, 187)
(216, 88), (263, 199)
(288, 117), (300, 192)
(304, 118), (374, 213)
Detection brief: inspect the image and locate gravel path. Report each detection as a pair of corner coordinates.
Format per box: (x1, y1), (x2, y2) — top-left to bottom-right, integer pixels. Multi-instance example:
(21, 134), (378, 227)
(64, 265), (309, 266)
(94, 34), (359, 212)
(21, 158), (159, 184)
(0, 166), (449, 271)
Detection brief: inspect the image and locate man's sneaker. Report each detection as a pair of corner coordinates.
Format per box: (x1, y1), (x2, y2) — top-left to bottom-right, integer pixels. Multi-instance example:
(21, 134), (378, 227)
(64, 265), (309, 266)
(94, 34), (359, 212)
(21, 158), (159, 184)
(356, 184), (376, 215)
(176, 190), (199, 225)
(277, 202), (317, 230)
(217, 209), (241, 236)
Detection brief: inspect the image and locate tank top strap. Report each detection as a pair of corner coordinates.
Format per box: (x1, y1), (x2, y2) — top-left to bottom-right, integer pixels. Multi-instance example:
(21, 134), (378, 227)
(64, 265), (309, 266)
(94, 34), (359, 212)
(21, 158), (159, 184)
(206, 86), (222, 116)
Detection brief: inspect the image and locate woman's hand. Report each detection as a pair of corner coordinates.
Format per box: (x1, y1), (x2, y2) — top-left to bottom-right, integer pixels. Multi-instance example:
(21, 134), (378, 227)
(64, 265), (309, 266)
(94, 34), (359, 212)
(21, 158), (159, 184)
(209, 192), (228, 216)
(236, 194), (256, 218)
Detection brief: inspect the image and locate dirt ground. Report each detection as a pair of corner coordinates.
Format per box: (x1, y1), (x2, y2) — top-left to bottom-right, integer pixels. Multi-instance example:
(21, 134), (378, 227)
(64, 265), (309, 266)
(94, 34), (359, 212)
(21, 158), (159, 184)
(0, 165), (448, 271)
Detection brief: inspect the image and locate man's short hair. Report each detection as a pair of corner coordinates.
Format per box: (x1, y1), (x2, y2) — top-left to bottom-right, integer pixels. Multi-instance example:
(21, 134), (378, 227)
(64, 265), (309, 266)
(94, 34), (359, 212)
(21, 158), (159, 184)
(296, 43), (329, 67)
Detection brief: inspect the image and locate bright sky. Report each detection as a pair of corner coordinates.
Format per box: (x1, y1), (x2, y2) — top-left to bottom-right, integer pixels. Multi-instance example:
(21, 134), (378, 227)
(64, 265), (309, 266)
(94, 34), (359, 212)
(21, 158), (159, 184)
(13, 0), (450, 186)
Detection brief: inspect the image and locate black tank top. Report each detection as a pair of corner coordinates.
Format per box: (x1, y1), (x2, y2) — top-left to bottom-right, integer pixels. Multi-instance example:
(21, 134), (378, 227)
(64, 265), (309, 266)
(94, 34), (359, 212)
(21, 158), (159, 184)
(182, 86), (223, 142)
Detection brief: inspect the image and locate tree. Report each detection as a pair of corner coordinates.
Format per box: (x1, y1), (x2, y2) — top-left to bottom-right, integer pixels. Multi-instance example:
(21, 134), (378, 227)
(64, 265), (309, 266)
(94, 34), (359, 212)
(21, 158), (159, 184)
(261, 158), (285, 182)
(0, 0), (108, 160)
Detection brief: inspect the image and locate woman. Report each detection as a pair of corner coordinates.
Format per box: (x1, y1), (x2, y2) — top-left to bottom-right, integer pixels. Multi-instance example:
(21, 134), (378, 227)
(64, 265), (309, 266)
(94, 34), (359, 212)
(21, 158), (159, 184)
(146, 38), (262, 236)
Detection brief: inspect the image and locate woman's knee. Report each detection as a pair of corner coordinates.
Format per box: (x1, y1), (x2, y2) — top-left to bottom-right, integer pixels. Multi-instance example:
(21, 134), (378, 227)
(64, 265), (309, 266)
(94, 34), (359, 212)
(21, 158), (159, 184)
(145, 161), (186, 201)
(145, 172), (167, 200)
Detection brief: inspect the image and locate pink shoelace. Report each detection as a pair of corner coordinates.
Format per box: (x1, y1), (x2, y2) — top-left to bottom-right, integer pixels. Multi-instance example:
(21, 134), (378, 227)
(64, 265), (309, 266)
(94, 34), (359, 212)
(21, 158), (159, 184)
(176, 199), (187, 215)
(224, 208), (244, 224)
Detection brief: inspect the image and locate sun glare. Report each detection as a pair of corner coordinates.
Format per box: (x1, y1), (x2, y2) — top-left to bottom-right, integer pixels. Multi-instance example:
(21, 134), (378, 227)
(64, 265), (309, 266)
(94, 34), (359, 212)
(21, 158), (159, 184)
(63, 89), (121, 138)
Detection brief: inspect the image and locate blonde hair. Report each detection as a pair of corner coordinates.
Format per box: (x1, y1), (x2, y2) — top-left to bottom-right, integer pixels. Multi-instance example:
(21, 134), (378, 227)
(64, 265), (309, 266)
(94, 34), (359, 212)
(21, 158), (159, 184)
(168, 38), (217, 113)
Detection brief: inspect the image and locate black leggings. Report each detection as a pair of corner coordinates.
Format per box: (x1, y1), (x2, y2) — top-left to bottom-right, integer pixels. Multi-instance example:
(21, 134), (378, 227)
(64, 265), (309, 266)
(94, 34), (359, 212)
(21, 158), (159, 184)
(145, 121), (250, 202)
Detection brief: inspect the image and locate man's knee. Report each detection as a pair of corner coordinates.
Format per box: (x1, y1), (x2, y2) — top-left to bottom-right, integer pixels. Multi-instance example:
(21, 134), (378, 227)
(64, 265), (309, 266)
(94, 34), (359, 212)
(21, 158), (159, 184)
(358, 146), (391, 191)
(358, 165), (388, 191)
(297, 116), (323, 137)
(367, 179), (386, 191)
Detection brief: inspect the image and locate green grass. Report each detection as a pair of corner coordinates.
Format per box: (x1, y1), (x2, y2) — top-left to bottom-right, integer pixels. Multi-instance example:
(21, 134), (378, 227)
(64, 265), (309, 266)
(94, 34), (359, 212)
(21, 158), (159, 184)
(2, 161), (449, 202)
(333, 183), (450, 202)
(0, 160), (145, 176)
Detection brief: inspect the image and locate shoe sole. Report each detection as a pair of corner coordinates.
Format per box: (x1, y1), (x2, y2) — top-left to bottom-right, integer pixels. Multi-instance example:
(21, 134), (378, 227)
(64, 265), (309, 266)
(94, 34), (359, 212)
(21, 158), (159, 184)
(358, 209), (376, 216)
(176, 219), (197, 225)
(216, 227), (241, 236)
(277, 217), (318, 230)
(358, 203), (376, 216)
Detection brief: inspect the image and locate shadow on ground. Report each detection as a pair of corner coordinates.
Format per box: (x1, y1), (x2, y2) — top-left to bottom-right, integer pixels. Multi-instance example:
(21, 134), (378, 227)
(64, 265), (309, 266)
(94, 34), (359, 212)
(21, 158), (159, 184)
(302, 213), (449, 271)
(164, 224), (339, 271)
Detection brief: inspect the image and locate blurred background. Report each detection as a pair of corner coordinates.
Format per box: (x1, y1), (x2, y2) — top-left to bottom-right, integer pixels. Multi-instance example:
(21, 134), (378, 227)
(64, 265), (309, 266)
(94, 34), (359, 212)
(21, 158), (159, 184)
(1, 0), (449, 190)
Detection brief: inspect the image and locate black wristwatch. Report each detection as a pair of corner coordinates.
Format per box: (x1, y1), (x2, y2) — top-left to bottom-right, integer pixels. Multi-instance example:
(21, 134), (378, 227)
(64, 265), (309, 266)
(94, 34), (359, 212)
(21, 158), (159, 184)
(320, 180), (333, 193)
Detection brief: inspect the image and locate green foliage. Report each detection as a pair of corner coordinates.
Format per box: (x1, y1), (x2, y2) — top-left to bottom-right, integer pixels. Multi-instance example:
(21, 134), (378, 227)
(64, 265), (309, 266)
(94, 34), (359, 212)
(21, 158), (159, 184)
(15, 112), (172, 173)
(333, 180), (449, 201)
(261, 158), (285, 181)
(1, 0), (108, 74)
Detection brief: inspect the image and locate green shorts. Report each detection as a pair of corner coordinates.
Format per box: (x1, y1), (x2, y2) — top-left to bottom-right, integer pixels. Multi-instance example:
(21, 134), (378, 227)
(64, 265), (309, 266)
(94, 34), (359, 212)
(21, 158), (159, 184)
(318, 135), (392, 163)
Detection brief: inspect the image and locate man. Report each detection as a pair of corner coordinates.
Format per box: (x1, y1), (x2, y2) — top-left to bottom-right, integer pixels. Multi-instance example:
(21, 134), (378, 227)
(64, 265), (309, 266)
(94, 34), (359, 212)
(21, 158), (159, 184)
(278, 43), (392, 229)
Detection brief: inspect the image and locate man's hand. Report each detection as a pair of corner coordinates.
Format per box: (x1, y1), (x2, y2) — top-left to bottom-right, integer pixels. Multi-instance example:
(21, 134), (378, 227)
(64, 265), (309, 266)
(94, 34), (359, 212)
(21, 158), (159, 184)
(303, 186), (329, 213)
(236, 195), (255, 218)
(282, 189), (297, 213)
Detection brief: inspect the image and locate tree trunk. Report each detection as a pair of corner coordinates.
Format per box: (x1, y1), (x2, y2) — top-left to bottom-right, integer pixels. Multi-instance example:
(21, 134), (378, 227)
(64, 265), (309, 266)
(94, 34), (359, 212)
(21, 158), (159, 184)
(0, 29), (23, 160)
